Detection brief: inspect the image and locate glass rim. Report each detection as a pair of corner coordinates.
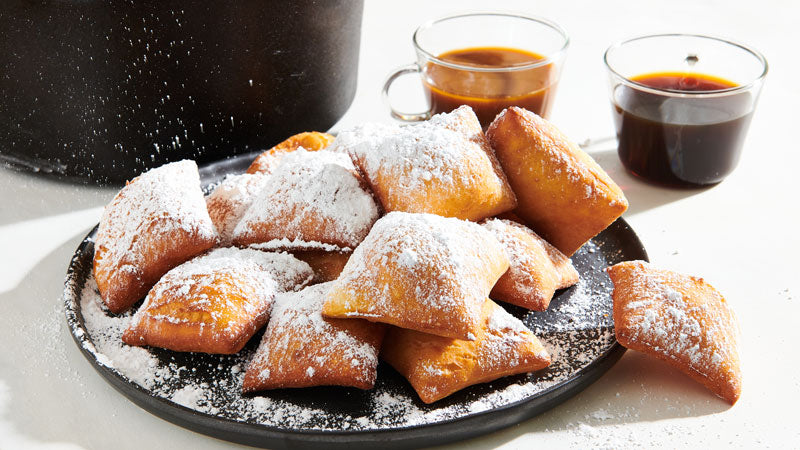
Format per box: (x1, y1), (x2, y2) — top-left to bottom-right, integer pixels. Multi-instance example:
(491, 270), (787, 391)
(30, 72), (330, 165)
(603, 33), (768, 97)
(412, 11), (570, 73)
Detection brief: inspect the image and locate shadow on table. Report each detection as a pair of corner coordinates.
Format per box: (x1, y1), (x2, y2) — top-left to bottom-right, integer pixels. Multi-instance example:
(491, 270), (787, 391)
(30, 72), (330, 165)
(587, 146), (713, 217)
(0, 166), (115, 226)
(430, 349), (731, 450)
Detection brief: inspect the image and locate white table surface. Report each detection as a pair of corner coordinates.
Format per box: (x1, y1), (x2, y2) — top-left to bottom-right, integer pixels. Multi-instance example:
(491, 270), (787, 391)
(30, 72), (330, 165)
(2, 0), (798, 448)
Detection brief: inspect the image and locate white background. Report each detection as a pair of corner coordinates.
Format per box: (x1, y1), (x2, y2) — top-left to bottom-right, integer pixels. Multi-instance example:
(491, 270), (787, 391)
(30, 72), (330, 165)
(1, 0), (798, 448)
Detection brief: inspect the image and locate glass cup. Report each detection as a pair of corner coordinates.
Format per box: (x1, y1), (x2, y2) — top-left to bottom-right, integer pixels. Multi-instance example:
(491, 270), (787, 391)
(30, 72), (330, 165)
(382, 12), (569, 128)
(604, 34), (767, 187)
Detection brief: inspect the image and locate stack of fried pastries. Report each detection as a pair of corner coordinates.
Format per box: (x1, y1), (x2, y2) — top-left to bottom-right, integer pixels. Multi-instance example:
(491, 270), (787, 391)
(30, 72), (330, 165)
(95, 105), (657, 405)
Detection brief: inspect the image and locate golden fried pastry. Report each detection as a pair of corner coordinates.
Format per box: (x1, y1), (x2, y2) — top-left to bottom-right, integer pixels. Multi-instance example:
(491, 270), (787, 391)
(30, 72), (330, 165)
(291, 249), (351, 283)
(123, 248), (313, 354)
(323, 212), (509, 340)
(242, 282), (386, 392)
(382, 299), (551, 403)
(486, 107), (628, 256)
(205, 173), (269, 245)
(608, 261), (742, 404)
(330, 105), (516, 221)
(232, 149), (380, 249)
(94, 160), (218, 314)
(246, 131), (335, 175)
(482, 218), (578, 310)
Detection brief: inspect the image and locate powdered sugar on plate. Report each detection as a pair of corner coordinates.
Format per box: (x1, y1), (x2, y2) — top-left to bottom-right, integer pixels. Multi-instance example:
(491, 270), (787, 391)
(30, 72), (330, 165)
(64, 224), (632, 433)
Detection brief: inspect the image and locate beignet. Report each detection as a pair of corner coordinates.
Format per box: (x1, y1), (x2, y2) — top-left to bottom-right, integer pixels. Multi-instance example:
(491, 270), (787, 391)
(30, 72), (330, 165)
(291, 249), (351, 283)
(242, 282), (386, 392)
(330, 105), (516, 221)
(322, 212), (509, 340)
(246, 131), (335, 175)
(608, 261), (742, 404)
(381, 299), (551, 404)
(205, 173), (269, 245)
(486, 107), (628, 255)
(93, 160), (218, 314)
(232, 149), (380, 249)
(122, 248), (313, 354)
(482, 218), (578, 310)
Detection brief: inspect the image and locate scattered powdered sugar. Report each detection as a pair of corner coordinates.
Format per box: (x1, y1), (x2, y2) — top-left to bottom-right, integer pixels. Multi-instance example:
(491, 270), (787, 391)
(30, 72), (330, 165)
(205, 173), (270, 245)
(232, 149), (379, 248)
(66, 225), (626, 432)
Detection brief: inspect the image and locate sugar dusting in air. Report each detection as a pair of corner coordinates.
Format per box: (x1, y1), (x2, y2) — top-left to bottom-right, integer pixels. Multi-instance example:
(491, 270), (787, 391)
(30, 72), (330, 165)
(68, 237), (618, 431)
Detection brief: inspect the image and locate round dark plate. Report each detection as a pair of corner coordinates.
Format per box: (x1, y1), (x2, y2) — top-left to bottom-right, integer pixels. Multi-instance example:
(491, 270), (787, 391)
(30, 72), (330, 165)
(63, 154), (648, 449)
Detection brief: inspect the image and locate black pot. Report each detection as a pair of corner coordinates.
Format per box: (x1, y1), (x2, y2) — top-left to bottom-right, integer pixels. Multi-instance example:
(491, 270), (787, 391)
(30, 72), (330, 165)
(0, 0), (363, 185)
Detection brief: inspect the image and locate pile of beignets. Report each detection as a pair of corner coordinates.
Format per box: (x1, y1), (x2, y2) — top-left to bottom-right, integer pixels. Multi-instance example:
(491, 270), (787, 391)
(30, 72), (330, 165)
(93, 105), (741, 405)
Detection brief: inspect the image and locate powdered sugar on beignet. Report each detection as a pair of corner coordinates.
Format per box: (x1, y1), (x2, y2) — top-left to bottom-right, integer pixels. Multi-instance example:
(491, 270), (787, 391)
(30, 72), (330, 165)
(609, 261), (742, 404)
(323, 212), (509, 340)
(242, 282), (385, 392)
(123, 247), (313, 354)
(329, 106), (516, 221)
(206, 173), (270, 245)
(94, 160), (218, 313)
(482, 218), (578, 310)
(232, 149), (380, 249)
(381, 300), (550, 404)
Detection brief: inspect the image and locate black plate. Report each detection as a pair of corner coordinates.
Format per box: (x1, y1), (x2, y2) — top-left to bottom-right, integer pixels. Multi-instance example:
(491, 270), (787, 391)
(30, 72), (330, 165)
(63, 154), (648, 449)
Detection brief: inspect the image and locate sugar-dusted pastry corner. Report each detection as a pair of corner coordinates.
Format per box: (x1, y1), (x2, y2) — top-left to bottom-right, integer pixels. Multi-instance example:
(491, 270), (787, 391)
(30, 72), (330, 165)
(232, 149), (380, 249)
(608, 260), (742, 404)
(486, 107), (628, 256)
(242, 282), (386, 392)
(94, 160), (218, 314)
(329, 105), (516, 221)
(205, 172), (270, 245)
(482, 218), (578, 310)
(381, 299), (551, 403)
(322, 211), (509, 340)
(123, 248), (313, 354)
(246, 131), (335, 175)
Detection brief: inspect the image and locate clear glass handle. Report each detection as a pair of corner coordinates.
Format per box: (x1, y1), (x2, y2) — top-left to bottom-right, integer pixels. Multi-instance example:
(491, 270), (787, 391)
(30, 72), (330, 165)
(382, 63), (431, 122)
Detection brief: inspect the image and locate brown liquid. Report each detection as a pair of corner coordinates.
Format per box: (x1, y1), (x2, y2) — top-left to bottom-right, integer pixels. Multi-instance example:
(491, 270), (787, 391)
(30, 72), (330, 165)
(612, 72), (753, 187)
(424, 47), (557, 127)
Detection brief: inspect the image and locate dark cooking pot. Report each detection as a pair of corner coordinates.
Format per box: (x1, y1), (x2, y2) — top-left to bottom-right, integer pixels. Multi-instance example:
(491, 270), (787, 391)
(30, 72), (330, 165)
(0, 0), (363, 184)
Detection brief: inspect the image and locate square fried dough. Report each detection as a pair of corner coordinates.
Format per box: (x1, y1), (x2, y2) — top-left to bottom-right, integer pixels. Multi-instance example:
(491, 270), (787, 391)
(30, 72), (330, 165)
(122, 248), (313, 354)
(486, 107), (628, 256)
(93, 160), (218, 313)
(608, 260), (742, 404)
(482, 218), (578, 310)
(330, 105), (516, 221)
(322, 212), (509, 340)
(232, 149), (380, 249)
(242, 282), (386, 392)
(246, 131), (335, 175)
(205, 173), (269, 245)
(381, 299), (551, 404)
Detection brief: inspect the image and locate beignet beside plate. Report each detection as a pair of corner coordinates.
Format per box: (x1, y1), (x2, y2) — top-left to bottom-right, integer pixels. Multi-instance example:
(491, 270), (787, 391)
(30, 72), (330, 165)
(242, 282), (386, 392)
(381, 299), (551, 404)
(94, 160), (218, 314)
(608, 261), (742, 404)
(487, 107), (628, 256)
(330, 105), (516, 221)
(322, 212), (509, 340)
(123, 248), (313, 354)
(482, 218), (578, 311)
